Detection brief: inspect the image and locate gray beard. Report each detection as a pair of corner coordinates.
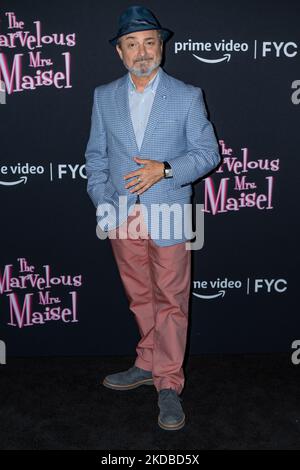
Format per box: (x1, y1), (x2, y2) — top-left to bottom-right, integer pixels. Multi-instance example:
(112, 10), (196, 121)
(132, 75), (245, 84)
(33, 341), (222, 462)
(123, 57), (162, 77)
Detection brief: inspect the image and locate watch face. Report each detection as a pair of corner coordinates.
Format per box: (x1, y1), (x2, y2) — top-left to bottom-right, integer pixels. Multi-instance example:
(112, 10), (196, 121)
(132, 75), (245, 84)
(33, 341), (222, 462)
(165, 168), (173, 178)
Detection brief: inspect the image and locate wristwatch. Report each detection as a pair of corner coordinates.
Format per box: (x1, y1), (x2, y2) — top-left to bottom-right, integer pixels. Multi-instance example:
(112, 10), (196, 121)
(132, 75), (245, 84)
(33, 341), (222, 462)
(163, 161), (173, 178)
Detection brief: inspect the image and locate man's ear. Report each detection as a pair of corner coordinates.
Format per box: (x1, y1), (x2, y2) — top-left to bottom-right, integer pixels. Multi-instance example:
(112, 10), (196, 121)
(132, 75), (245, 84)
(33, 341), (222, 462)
(116, 44), (123, 59)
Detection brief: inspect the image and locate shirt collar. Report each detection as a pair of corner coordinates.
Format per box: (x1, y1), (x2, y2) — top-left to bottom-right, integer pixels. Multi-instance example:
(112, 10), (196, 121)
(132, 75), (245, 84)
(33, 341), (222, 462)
(128, 66), (161, 94)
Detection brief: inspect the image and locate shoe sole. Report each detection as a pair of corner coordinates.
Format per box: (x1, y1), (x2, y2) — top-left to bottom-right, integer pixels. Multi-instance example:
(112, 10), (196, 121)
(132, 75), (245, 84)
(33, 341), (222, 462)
(158, 415), (185, 431)
(102, 377), (154, 390)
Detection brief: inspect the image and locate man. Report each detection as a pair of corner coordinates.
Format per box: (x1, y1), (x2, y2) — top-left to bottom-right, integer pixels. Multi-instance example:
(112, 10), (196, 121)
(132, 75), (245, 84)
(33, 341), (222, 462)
(85, 5), (221, 431)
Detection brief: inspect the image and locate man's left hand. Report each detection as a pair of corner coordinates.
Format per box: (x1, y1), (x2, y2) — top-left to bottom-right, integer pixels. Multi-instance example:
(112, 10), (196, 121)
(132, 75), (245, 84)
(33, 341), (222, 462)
(123, 157), (164, 195)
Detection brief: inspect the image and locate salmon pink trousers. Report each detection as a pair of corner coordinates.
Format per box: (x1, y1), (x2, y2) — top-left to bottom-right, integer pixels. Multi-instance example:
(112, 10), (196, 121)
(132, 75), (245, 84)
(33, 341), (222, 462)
(107, 203), (191, 395)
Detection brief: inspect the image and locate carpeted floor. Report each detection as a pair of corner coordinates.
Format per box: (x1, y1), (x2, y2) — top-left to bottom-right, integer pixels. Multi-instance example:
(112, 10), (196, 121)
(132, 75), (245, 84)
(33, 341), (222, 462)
(0, 353), (299, 450)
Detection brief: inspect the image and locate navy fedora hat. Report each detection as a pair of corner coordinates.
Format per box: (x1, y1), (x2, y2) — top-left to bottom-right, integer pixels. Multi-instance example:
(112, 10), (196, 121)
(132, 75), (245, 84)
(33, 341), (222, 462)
(109, 5), (173, 46)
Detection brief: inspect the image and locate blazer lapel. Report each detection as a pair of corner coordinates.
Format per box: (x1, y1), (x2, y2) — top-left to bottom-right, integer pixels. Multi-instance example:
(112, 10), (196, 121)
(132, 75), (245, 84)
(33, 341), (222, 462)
(139, 68), (169, 154)
(115, 74), (139, 154)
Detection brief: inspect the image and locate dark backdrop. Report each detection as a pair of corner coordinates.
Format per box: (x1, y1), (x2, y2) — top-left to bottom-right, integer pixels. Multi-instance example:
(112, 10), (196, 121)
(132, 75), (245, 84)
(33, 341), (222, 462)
(0, 0), (298, 356)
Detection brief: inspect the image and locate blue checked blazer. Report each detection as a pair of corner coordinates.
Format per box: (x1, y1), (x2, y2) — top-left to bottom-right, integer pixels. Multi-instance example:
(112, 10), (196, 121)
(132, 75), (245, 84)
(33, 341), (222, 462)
(85, 67), (221, 246)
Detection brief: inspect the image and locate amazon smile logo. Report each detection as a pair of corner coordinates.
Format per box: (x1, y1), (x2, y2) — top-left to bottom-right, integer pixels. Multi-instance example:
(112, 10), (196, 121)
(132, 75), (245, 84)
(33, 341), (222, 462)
(0, 176), (28, 186)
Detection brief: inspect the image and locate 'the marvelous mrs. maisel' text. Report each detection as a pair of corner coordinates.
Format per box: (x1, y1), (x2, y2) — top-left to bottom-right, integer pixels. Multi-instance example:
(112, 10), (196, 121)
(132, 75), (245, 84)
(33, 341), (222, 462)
(0, 259), (82, 328)
(0, 12), (75, 94)
(203, 143), (280, 214)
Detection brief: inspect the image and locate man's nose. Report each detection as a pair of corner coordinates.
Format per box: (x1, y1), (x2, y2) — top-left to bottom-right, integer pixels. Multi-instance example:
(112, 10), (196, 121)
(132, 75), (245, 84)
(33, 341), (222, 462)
(138, 43), (146, 55)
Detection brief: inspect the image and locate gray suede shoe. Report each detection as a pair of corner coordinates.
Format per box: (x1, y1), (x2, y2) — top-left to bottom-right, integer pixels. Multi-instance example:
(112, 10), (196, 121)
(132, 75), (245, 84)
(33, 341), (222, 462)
(158, 388), (185, 431)
(102, 365), (153, 390)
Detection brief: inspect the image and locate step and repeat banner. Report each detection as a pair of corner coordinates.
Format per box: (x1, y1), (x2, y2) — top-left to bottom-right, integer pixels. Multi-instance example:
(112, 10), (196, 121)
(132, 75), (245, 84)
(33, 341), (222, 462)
(0, 0), (298, 356)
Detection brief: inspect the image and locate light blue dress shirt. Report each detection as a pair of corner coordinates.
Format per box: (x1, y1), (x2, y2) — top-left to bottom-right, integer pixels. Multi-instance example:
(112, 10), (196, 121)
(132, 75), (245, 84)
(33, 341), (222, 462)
(127, 66), (161, 151)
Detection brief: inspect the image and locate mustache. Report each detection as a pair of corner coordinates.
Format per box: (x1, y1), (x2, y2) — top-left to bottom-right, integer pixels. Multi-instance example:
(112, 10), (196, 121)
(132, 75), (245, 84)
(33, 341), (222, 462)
(135, 58), (152, 62)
